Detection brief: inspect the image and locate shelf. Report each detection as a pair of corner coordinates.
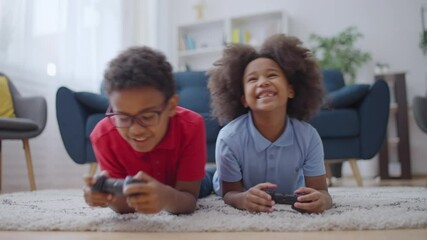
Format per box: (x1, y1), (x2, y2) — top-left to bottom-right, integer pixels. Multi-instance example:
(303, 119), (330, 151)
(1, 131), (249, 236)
(175, 10), (288, 71)
(388, 137), (399, 145)
(375, 72), (412, 179)
(178, 47), (224, 57)
(390, 102), (398, 113)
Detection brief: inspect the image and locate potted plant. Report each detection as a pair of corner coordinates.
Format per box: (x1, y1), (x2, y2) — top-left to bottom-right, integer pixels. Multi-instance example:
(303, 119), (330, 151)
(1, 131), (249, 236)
(309, 26), (371, 84)
(421, 30), (427, 55)
(421, 6), (427, 55)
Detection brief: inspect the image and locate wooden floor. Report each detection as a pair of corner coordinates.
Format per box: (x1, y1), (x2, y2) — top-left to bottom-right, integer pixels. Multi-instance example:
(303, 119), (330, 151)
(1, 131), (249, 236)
(1, 175), (426, 240)
(0, 229), (427, 240)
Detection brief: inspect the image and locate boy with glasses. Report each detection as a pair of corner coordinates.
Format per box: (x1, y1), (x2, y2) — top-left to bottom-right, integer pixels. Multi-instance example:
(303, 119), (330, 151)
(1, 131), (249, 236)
(83, 46), (213, 214)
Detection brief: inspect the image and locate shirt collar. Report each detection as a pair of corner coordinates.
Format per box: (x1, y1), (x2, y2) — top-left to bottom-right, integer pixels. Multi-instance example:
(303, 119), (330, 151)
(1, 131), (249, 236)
(248, 112), (294, 152)
(153, 116), (176, 150)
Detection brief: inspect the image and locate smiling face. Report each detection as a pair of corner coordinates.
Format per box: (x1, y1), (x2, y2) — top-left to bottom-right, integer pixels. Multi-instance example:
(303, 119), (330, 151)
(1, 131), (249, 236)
(241, 57), (294, 114)
(109, 86), (178, 152)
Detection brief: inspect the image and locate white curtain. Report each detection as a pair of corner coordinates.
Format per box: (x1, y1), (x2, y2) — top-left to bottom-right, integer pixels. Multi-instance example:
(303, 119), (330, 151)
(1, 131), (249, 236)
(0, 0), (156, 93)
(0, 0), (157, 178)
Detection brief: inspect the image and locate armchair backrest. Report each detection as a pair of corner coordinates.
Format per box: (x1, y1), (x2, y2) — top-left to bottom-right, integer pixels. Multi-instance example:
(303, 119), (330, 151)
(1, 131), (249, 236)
(0, 73), (47, 138)
(174, 71), (221, 163)
(175, 71), (210, 113)
(322, 68), (345, 92)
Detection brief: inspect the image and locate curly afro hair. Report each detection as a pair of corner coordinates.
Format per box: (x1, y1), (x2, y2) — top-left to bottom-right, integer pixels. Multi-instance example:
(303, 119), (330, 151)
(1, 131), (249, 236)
(208, 34), (324, 125)
(104, 46), (175, 101)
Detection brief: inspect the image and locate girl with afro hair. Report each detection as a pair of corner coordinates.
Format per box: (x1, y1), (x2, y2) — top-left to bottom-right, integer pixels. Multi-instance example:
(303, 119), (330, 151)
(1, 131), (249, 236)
(208, 34), (332, 213)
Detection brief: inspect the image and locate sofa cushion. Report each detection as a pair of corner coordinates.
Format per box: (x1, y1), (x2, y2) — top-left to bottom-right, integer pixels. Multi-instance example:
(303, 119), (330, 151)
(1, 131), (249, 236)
(0, 117), (38, 131)
(309, 109), (359, 138)
(322, 69), (346, 92)
(326, 84), (370, 108)
(175, 71), (211, 113)
(0, 76), (16, 118)
(323, 138), (360, 159)
(75, 92), (109, 112)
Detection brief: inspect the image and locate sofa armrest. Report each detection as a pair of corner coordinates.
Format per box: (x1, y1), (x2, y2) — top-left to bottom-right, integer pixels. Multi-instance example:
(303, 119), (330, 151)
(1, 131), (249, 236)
(56, 87), (103, 164)
(74, 92), (109, 112)
(358, 80), (390, 159)
(325, 84), (370, 108)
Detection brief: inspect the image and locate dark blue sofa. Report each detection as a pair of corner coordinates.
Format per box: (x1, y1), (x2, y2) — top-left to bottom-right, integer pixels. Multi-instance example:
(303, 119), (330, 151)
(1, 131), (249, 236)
(56, 72), (222, 166)
(56, 69), (389, 185)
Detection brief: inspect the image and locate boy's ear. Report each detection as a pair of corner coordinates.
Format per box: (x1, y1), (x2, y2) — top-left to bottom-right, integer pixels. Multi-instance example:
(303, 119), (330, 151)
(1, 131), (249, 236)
(167, 95), (179, 116)
(241, 95), (248, 108)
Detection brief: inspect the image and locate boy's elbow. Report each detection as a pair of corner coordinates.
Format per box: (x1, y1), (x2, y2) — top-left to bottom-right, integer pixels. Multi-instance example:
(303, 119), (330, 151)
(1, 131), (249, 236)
(168, 198), (197, 215)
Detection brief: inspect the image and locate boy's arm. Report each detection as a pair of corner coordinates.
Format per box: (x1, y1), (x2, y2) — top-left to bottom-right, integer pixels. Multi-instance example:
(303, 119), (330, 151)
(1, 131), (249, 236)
(91, 186), (196, 214)
(107, 196), (136, 214)
(163, 180), (201, 214)
(124, 172), (201, 214)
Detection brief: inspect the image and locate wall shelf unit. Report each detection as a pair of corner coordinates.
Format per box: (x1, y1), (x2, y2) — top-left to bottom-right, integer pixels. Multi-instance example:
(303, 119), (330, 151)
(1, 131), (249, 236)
(175, 10), (288, 71)
(375, 72), (412, 179)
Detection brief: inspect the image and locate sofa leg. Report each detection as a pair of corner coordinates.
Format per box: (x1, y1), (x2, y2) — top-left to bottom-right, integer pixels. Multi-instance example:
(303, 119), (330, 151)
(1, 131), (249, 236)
(349, 159), (363, 187)
(324, 162), (333, 186)
(88, 163), (98, 177)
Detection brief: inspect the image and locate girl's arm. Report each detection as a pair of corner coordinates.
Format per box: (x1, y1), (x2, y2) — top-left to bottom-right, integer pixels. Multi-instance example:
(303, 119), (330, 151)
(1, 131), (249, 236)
(293, 175), (332, 213)
(222, 181), (276, 212)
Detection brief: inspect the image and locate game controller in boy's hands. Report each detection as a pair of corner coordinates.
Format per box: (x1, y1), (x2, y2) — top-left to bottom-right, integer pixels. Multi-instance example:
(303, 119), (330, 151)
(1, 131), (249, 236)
(91, 175), (144, 196)
(264, 189), (308, 213)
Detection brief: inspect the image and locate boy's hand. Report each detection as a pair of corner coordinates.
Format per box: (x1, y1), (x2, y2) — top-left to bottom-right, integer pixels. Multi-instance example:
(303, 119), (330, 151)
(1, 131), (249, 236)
(242, 182), (277, 212)
(293, 187), (330, 213)
(123, 171), (168, 214)
(83, 171), (113, 207)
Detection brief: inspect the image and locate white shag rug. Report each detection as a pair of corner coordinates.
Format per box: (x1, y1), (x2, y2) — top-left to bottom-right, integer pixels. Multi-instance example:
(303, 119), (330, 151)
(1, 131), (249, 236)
(0, 187), (426, 232)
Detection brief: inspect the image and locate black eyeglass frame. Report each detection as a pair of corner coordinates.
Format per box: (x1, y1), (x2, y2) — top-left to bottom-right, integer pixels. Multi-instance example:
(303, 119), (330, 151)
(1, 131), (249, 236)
(105, 104), (168, 128)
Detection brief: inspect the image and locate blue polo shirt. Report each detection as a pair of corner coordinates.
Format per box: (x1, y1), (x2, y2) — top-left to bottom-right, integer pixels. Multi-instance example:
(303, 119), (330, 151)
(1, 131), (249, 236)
(213, 112), (325, 196)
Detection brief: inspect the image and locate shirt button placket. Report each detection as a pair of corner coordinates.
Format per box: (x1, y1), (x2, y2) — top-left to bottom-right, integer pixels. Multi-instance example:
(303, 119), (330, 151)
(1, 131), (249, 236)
(266, 148), (276, 183)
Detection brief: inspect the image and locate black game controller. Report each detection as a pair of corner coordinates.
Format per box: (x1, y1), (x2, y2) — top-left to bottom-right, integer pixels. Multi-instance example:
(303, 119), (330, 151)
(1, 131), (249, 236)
(264, 189), (307, 213)
(91, 175), (144, 196)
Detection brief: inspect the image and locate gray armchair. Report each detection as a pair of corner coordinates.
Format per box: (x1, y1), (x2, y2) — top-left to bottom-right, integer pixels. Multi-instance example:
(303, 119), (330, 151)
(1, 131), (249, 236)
(413, 92), (427, 134)
(0, 73), (47, 191)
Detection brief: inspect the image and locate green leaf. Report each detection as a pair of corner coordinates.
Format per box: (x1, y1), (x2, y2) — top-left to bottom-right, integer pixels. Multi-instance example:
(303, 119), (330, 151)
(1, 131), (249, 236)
(309, 26), (371, 84)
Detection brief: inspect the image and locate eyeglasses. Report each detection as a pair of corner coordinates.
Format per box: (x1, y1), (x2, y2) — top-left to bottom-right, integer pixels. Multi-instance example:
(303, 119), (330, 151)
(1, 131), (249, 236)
(106, 104), (167, 128)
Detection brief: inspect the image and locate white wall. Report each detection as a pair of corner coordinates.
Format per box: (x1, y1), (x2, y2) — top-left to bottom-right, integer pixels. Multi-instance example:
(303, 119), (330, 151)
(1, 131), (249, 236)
(1, 1), (425, 193)
(165, 0), (427, 176)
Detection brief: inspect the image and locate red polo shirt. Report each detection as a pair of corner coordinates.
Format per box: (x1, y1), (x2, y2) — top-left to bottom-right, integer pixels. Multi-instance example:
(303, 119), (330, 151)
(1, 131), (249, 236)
(90, 106), (206, 187)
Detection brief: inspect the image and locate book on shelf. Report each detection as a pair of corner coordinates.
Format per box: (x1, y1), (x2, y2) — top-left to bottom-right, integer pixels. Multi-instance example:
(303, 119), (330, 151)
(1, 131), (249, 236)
(231, 28), (251, 44)
(179, 36), (186, 51)
(179, 35), (196, 51)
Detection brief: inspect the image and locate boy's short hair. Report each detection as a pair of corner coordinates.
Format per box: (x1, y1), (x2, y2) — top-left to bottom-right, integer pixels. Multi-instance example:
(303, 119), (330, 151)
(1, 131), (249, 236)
(208, 34), (324, 125)
(104, 46), (175, 101)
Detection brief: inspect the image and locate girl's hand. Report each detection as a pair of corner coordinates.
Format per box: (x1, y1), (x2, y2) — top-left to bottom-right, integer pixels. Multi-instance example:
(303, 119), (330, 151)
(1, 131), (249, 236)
(242, 182), (277, 212)
(83, 171), (113, 207)
(293, 187), (330, 213)
(123, 171), (168, 214)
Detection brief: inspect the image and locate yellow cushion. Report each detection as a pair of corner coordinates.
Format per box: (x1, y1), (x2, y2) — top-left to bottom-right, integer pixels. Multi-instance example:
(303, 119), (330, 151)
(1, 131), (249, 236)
(0, 76), (16, 117)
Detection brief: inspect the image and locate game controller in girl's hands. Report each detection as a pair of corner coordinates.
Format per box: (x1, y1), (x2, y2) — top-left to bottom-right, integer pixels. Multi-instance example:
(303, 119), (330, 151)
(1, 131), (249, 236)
(264, 189), (308, 213)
